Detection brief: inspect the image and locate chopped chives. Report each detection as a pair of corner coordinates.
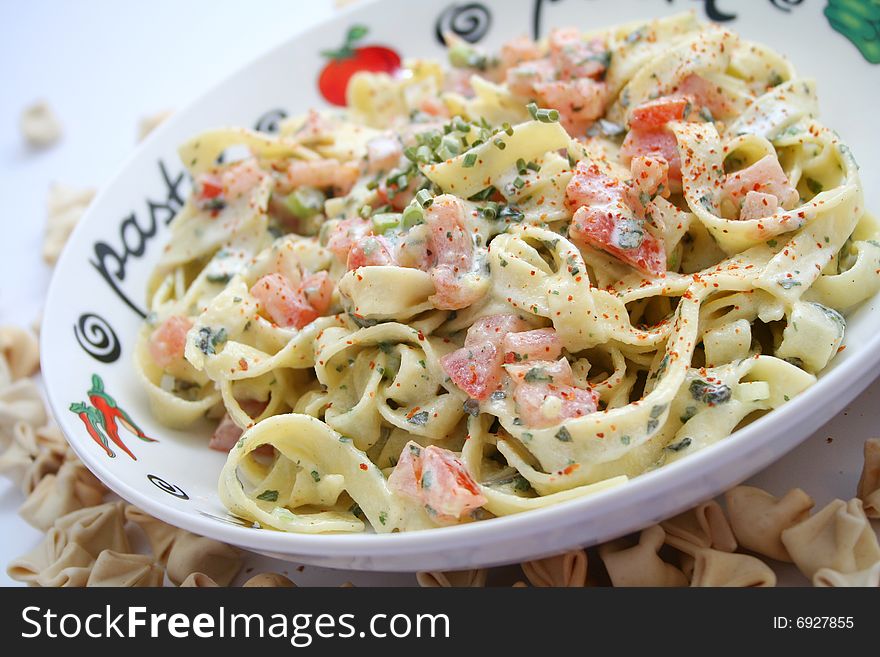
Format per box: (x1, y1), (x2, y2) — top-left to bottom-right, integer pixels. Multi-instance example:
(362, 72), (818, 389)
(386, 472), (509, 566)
(462, 152), (478, 168)
(493, 138), (506, 150)
(527, 102), (559, 123)
(415, 189), (433, 207)
(402, 202), (424, 228)
(513, 176), (525, 189)
(516, 158), (527, 175)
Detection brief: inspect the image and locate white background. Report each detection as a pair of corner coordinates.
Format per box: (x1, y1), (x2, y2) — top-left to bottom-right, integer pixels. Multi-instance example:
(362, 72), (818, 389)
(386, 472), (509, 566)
(1, 0), (878, 586)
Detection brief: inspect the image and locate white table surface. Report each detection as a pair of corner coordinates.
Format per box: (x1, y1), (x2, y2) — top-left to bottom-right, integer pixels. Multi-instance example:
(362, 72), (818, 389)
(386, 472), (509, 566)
(1, 0), (877, 587)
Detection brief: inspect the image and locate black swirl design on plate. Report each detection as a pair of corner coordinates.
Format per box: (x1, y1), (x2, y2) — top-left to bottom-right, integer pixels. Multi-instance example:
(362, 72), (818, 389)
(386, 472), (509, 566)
(74, 313), (121, 363)
(254, 108), (289, 134)
(769, 0), (804, 12)
(147, 474), (189, 500)
(532, 0), (562, 39)
(435, 3), (492, 45)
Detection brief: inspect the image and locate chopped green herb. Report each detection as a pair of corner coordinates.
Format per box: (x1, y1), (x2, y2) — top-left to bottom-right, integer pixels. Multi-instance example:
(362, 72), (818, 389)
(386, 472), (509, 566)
(462, 152), (478, 168)
(310, 470), (321, 483)
(463, 399), (480, 417)
(257, 489), (279, 502)
(689, 379), (732, 405)
(666, 437), (692, 452)
(555, 426), (572, 442)
(526, 102), (559, 123)
(778, 278), (802, 290)
(523, 368), (552, 383)
(408, 410), (430, 425)
(806, 178), (823, 195)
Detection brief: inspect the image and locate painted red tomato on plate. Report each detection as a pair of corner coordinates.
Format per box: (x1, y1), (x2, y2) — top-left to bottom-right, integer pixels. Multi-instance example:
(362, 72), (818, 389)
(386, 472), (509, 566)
(318, 24), (402, 106)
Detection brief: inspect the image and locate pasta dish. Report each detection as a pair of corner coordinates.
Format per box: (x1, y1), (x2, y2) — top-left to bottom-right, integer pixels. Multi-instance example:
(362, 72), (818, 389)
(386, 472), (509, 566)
(136, 13), (880, 534)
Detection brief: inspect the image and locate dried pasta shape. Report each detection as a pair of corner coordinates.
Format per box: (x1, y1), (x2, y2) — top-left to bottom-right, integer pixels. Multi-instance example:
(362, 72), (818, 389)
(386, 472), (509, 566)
(781, 498), (880, 579)
(813, 562), (880, 588)
(138, 109), (173, 141)
(19, 458), (106, 530)
(86, 550), (164, 587)
(0, 379), (48, 445)
(661, 500), (737, 552)
(724, 486), (814, 561)
(180, 572), (220, 588)
(7, 528), (91, 587)
(165, 532), (242, 586)
(599, 525), (688, 587)
(0, 421), (64, 494)
(242, 572), (296, 587)
(416, 569), (488, 588)
(666, 536), (776, 586)
(520, 549), (588, 587)
(54, 501), (131, 556)
(857, 439), (880, 518)
(124, 505), (180, 563)
(43, 183), (95, 265)
(0, 325), (40, 381)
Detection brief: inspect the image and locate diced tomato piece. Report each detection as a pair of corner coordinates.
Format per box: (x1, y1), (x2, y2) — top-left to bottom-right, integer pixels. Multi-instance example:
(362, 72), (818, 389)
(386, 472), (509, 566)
(500, 35), (543, 71)
(548, 28), (608, 81)
(722, 155), (799, 209)
(465, 314), (532, 348)
(674, 74), (731, 119)
(366, 134), (403, 173)
(430, 266), (486, 310)
(346, 235), (396, 270)
(534, 78), (608, 136)
(388, 441), (486, 521)
(387, 442), (423, 499)
(565, 161), (667, 276)
(197, 174), (224, 200)
(300, 271), (333, 314)
(565, 161), (625, 213)
(221, 159), (265, 200)
(624, 155), (670, 217)
(739, 191), (780, 221)
(326, 217), (372, 264)
(251, 273), (322, 329)
(209, 401), (268, 452)
(502, 328), (562, 363)
(376, 175), (419, 211)
(148, 315), (193, 368)
(420, 445), (486, 519)
(513, 380), (599, 428)
(571, 205), (666, 276)
(620, 129), (682, 187)
(209, 414), (242, 452)
(505, 357), (574, 385)
(285, 158), (359, 195)
(440, 343), (503, 400)
(505, 58), (555, 97)
(629, 97), (690, 131)
(424, 195), (483, 310)
(425, 196), (472, 273)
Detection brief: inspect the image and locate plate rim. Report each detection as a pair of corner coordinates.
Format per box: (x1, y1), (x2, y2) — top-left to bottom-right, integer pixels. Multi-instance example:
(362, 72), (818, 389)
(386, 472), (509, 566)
(40, 0), (880, 570)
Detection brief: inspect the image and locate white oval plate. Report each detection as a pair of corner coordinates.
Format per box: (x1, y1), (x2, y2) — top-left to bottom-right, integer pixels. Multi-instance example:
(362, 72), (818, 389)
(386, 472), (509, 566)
(42, 0), (880, 571)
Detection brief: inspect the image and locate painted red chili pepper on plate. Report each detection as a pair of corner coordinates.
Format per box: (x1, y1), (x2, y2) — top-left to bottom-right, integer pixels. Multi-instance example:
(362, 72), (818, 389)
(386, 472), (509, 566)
(87, 374), (158, 460)
(69, 401), (115, 458)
